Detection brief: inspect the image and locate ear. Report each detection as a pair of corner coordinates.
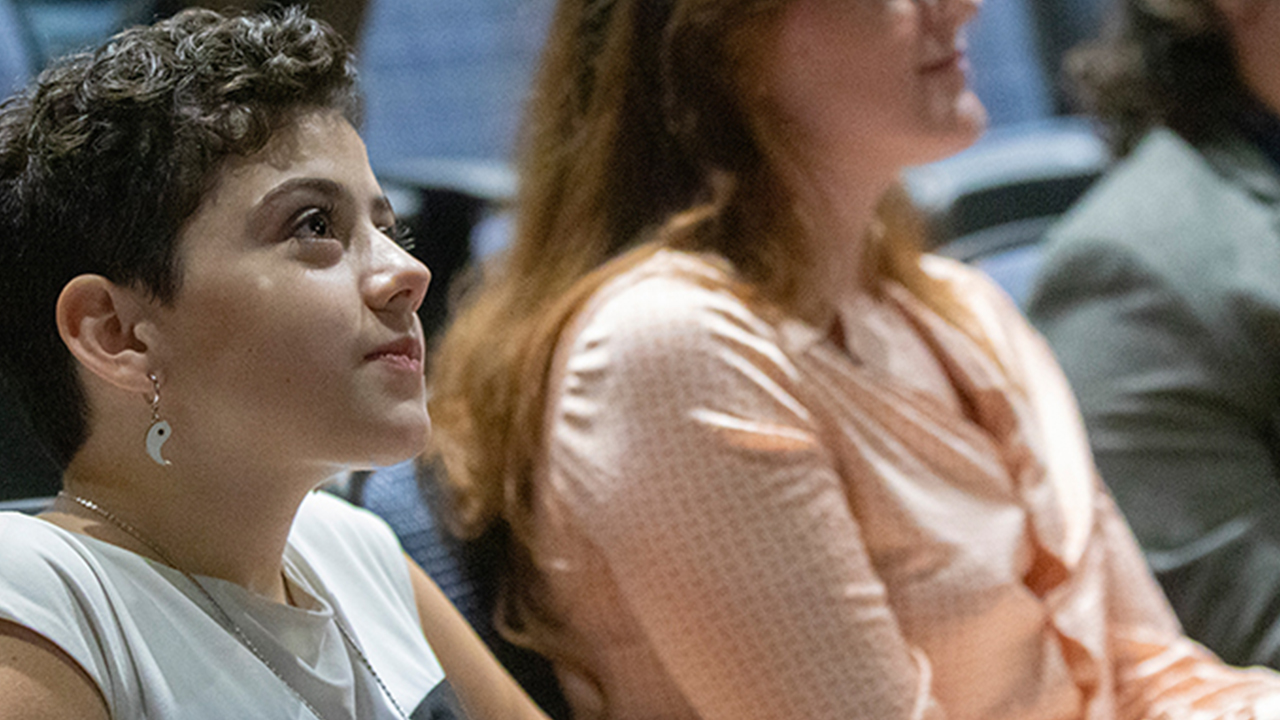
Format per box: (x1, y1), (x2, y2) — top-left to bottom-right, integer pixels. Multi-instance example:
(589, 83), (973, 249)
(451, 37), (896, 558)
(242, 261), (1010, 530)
(56, 275), (157, 395)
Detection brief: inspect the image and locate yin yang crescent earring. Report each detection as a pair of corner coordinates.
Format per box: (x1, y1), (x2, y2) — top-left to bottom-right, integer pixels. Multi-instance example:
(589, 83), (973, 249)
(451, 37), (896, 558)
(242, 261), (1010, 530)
(145, 373), (173, 467)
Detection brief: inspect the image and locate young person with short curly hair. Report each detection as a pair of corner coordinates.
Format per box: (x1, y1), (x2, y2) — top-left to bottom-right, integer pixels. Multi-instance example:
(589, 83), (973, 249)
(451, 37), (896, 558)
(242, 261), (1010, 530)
(0, 9), (548, 720)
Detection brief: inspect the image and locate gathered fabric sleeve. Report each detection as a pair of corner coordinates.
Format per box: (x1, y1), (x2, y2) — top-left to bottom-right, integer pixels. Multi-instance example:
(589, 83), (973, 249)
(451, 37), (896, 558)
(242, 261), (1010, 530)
(948, 257), (1280, 720)
(0, 514), (136, 718)
(543, 272), (944, 720)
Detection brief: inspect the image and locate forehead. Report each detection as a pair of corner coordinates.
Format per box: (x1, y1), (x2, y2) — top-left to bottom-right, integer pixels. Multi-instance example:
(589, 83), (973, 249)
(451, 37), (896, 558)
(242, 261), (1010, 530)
(173, 111), (373, 252)
(220, 110), (365, 182)
(193, 110), (372, 213)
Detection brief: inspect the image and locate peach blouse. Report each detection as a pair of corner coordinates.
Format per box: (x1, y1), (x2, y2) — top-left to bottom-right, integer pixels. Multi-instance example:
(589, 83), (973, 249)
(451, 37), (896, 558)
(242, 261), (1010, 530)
(528, 249), (1280, 720)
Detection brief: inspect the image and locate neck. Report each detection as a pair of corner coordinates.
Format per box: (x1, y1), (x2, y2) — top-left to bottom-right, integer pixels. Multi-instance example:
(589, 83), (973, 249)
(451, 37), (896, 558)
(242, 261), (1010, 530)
(776, 146), (899, 314)
(55, 441), (337, 602)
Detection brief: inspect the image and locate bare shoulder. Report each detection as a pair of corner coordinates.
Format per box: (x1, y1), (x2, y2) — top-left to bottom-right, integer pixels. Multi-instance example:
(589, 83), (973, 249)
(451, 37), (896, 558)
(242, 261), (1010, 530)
(0, 619), (110, 720)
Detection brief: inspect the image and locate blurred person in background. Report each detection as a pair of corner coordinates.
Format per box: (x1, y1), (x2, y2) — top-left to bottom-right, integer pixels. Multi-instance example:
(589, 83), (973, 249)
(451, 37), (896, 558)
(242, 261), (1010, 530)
(428, 0), (1280, 717)
(1028, 0), (1280, 668)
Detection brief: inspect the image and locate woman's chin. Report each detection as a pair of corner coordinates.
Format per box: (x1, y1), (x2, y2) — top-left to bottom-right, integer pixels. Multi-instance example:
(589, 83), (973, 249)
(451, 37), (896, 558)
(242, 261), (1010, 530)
(903, 93), (988, 168)
(952, 91), (989, 145)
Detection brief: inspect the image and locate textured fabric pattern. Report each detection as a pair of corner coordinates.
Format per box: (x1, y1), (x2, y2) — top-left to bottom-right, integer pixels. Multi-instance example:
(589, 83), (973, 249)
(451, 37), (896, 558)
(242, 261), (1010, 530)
(525, 249), (1280, 720)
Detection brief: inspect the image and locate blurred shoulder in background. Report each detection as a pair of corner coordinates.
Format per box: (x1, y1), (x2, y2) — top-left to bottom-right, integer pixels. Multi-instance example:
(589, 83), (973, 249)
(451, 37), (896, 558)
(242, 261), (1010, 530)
(1027, 0), (1280, 669)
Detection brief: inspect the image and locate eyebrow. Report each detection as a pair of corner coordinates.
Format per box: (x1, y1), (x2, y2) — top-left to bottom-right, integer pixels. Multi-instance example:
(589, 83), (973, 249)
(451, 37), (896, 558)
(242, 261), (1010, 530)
(258, 177), (394, 215)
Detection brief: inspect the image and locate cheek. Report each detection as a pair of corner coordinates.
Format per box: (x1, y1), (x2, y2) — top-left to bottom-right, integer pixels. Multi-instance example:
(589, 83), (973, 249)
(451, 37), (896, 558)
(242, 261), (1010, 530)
(172, 271), (357, 385)
(769, 5), (919, 124)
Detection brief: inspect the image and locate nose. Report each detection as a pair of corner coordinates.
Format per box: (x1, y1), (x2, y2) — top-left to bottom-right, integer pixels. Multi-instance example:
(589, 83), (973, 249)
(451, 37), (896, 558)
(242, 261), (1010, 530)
(366, 230), (432, 317)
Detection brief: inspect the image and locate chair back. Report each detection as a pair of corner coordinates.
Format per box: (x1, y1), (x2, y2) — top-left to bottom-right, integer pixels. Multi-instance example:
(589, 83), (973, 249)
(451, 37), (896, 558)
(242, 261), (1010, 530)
(0, 0), (33, 98)
(965, 0), (1054, 125)
(905, 118), (1110, 306)
(0, 495), (54, 514)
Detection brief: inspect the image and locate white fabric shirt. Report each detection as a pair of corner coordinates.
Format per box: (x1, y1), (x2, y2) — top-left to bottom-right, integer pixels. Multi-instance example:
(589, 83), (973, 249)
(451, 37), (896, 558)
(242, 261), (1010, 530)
(0, 490), (446, 719)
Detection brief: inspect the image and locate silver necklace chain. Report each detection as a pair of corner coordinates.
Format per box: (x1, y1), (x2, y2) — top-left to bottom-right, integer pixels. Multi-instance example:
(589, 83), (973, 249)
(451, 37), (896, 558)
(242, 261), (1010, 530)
(59, 492), (410, 720)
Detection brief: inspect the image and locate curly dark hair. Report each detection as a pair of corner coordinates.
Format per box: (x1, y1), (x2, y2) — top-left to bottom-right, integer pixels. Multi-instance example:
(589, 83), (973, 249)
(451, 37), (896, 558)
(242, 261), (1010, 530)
(1068, 0), (1247, 155)
(0, 6), (359, 470)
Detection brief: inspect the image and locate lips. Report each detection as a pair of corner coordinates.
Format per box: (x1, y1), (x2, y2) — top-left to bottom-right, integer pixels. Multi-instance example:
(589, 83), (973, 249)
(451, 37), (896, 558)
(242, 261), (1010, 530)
(920, 50), (965, 74)
(365, 336), (424, 372)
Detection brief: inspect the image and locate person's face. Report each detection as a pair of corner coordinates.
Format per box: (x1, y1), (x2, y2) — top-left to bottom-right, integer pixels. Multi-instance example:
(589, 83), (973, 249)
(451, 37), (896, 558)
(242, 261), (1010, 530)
(149, 110), (432, 473)
(757, 0), (987, 172)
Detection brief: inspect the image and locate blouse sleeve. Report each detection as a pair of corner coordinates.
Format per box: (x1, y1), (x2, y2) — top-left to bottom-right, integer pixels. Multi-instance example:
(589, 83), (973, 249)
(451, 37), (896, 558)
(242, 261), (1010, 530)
(1100, 488), (1280, 720)
(544, 274), (944, 720)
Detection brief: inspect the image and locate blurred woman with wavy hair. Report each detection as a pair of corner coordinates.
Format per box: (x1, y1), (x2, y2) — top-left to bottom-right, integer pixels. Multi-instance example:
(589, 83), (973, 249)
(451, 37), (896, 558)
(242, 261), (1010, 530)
(431, 0), (1280, 718)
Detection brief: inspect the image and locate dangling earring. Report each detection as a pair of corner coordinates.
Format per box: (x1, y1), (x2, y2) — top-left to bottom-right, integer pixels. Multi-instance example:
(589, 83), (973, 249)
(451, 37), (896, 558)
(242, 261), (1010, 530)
(145, 373), (173, 467)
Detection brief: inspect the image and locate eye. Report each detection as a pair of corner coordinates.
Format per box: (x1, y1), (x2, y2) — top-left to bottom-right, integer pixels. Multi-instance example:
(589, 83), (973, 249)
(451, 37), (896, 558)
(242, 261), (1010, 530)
(292, 206), (337, 242)
(283, 205), (345, 265)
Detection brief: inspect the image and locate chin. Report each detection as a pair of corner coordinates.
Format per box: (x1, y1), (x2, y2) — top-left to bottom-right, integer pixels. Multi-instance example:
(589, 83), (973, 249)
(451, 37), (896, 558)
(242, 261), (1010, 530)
(383, 416), (433, 464)
(346, 411), (432, 469)
(952, 90), (988, 142)
(908, 91), (988, 166)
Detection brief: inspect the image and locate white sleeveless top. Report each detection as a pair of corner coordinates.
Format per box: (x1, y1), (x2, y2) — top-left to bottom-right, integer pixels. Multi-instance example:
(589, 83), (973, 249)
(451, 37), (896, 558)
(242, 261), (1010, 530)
(0, 491), (453, 719)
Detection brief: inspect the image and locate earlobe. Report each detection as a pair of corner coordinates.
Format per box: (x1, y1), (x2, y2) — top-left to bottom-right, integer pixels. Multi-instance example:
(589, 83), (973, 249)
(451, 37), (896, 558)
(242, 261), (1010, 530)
(56, 275), (156, 394)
